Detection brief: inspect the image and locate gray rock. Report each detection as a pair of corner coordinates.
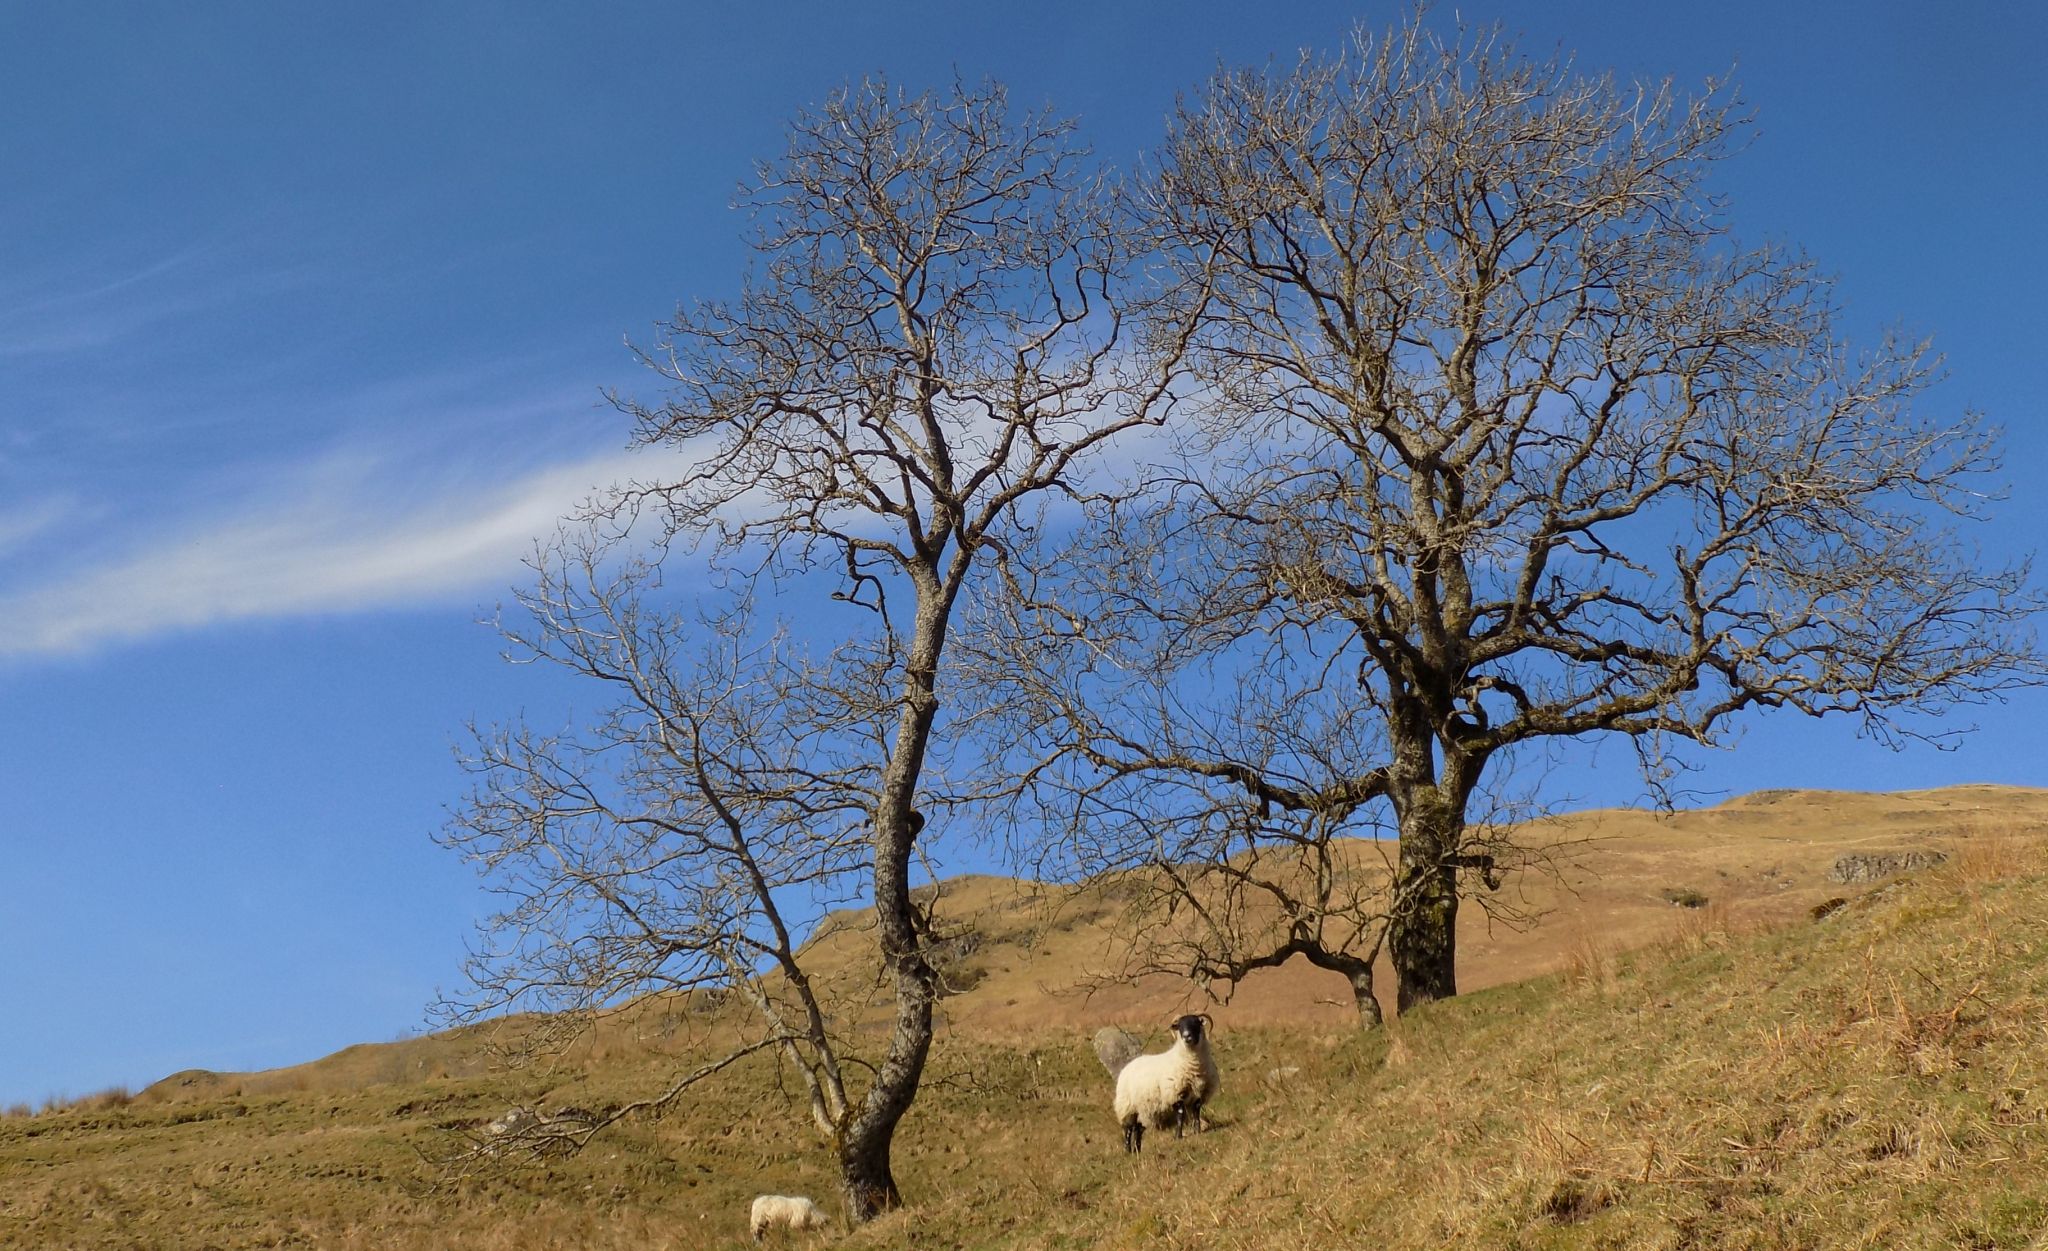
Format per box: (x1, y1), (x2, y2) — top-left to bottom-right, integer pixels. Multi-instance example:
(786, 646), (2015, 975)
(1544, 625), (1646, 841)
(1829, 850), (1947, 884)
(1092, 1027), (1144, 1078)
(484, 1105), (539, 1137)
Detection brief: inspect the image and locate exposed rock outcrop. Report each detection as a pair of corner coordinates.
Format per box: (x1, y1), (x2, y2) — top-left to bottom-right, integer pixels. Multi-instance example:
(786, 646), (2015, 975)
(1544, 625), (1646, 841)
(1829, 850), (1946, 884)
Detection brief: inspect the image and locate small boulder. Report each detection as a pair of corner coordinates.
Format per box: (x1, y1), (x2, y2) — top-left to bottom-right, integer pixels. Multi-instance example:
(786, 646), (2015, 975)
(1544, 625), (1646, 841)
(1091, 1027), (1144, 1078)
(484, 1106), (540, 1138)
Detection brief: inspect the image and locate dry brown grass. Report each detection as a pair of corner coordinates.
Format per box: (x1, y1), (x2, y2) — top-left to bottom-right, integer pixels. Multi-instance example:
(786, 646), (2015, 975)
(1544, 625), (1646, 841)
(29, 1085), (134, 1117)
(1558, 922), (1616, 994)
(93, 785), (2046, 1109)
(1667, 896), (1740, 955)
(1946, 817), (2041, 883)
(848, 850), (2048, 1250)
(8, 785), (2048, 1249)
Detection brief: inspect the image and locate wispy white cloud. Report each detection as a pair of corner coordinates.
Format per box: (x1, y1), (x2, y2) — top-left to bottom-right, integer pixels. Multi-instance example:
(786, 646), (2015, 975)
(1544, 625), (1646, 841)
(0, 497), (75, 559)
(0, 338), (1192, 662)
(0, 240), (319, 361)
(0, 443), (669, 659)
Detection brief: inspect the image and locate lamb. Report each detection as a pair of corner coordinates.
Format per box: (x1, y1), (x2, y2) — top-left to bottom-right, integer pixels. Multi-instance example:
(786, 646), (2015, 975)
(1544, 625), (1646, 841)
(749, 1194), (829, 1241)
(1111, 1013), (1218, 1153)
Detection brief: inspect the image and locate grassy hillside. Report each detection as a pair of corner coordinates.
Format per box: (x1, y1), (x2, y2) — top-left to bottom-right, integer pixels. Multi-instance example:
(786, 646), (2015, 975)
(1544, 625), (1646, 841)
(855, 832), (2048, 1250)
(789, 783), (2048, 1036)
(5, 786), (2046, 1249)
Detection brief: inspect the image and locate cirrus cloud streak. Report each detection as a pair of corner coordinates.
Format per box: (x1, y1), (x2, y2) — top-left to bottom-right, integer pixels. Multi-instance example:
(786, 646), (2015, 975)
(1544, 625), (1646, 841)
(0, 444), (666, 659)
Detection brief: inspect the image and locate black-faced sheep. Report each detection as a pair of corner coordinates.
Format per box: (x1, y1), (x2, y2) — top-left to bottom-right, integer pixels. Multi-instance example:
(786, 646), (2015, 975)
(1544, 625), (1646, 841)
(1111, 1013), (1218, 1153)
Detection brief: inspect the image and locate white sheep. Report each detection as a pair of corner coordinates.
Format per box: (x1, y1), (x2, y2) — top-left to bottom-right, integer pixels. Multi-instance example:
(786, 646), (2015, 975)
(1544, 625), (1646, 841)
(1111, 1013), (1218, 1153)
(749, 1193), (829, 1242)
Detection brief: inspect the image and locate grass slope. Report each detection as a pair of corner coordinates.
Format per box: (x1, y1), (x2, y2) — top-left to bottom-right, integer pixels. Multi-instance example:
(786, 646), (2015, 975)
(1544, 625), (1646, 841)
(5, 787), (2046, 1249)
(857, 843), (2048, 1250)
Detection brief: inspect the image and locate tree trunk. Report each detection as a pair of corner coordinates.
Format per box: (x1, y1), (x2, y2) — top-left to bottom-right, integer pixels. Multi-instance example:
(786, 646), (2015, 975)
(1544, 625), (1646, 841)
(835, 928), (934, 1221)
(835, 599), (948, 1224)
(1390, 791), (1460, 1011)
(839, 1119), (905, 1222)
(835, 873), (936, 1222)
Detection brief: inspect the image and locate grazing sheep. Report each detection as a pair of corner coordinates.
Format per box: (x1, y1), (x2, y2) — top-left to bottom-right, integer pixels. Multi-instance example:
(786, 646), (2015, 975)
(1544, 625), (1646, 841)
(749, 1194), (829, 1242)
(1112, 1013), (1219, 1153)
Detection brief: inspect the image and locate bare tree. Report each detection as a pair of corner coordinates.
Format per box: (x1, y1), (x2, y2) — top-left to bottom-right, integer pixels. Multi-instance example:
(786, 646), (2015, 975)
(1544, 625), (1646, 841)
(995, 15), (2040, 1015)
(978, 581), (1556, 1029)
(441, 79), (1176, 1222)
(440, 545), (872, 1163)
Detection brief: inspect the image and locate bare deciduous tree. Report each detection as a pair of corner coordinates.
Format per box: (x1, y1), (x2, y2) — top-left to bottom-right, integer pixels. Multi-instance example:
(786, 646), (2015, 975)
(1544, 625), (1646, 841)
(441, 79), (1176, 1221)
(440, 550), (872, 1162)
(978, 594), (1558, 1028)
(995, 15), (2039, 1015)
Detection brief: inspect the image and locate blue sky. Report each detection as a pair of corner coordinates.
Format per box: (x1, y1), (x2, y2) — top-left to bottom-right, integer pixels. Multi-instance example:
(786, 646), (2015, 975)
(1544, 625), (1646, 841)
(2, 3), (2044, 1107)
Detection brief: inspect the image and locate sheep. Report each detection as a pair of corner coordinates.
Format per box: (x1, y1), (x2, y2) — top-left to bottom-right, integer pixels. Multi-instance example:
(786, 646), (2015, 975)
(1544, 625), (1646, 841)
(749, 1194), (829, 1242)
(1111, 1013), (1218, 1153)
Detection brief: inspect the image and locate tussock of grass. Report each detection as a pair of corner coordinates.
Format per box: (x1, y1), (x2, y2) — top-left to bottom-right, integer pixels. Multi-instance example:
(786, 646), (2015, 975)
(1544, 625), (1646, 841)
(1951, 821), (2033, 884)
(19, 1086), (135, 1118)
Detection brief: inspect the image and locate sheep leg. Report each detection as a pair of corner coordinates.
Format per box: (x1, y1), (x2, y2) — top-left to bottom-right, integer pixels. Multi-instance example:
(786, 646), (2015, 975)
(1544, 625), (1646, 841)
(1122, 1116), (1143, 1154)
(1191, 1097), (1206, 1133)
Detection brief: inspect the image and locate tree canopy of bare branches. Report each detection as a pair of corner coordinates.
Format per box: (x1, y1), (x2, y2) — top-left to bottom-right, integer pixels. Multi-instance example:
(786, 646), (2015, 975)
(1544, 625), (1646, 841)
(989, 15), (2040, 1016)
(441, 79), (1176, 1222)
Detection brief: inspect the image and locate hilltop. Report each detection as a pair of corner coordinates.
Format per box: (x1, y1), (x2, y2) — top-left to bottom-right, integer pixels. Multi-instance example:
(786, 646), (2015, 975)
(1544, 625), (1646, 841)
(129, 782), (2048, 1094)
(4, 784), (2046, 1248)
